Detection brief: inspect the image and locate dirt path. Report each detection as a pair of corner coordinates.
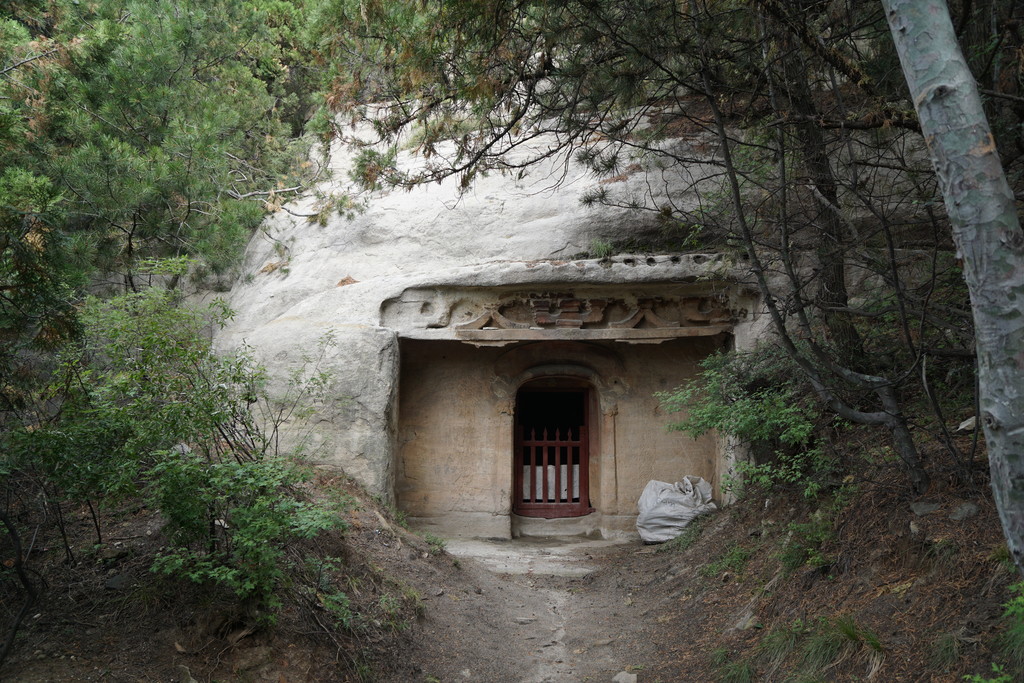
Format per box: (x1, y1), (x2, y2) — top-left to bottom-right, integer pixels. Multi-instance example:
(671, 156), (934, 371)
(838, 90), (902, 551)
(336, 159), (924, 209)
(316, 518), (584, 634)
(3, 476), (1009, 682)
(1, 481), (679, 683)
(404, 537), (661, 683)
(6, 483), (1004, 682)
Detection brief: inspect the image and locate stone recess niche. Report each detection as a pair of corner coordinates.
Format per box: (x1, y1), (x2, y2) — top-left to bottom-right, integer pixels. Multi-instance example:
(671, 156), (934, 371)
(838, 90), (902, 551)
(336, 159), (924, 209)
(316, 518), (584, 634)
(208, 127), (767, 540)
(390, 280), (752, 539)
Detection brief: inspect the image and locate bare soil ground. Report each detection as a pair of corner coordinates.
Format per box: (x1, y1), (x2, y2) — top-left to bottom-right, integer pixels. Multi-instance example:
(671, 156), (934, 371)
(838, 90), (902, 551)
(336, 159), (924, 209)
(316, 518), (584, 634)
(1, 465), (1015, 682)
(404, 537), (661, 682)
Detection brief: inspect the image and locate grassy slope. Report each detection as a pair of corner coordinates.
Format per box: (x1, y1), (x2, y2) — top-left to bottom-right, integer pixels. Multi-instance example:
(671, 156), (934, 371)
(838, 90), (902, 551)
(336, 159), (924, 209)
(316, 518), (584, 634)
(644, 463), (1015, 682)
(1, 444), (1016, 682)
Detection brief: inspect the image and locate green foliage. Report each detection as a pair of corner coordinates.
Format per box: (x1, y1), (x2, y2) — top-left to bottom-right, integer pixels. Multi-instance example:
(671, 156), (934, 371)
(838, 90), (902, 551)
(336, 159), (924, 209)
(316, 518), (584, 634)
(756, 621), (807, 674)
(149, 454), (340, 604)
(657, 513), (712, 553)
(798, 616), (884, 677)
(778, 512), (836, 573)
(295, 555), (359, 630)
(701, 543), (752, 578)
(320, 589), (356, 629)
(964, 664), (1014, 683)
(925, 538), (960, 575)
(930, 631), (966, 671)
(380, 500), (409, 529)
(799, 627), (845, 675)
(1, 0), (316, 287)
(996, 582), (1024, 676)
(659, 349), (834, 499)
(729, 447), (835, 500)
(716, 657), (755, 683)
(742, 616), (884, 679)
(589, 239), (614, 259)
(990, 544), (1018, 574)
(6, 286), (344, 607)
(0, 166), (83, 360)
(1, 1), (321, 438)
(351, 147), (400, 191)
(422, 533), (447, 555)
(377, 593), (402, 620)
(709, 647), (731, 667)
(660, 350), (815, 447)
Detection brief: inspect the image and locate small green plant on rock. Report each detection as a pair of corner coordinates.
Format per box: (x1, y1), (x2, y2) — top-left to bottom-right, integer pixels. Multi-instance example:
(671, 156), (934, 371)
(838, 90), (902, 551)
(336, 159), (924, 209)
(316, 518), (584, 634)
(589, 238), (614, 259)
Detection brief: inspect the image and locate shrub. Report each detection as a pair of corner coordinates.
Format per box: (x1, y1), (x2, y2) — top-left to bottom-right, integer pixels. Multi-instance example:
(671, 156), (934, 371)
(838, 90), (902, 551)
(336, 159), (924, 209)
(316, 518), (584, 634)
(778, 512), (836, 573)
(659, 348), (835, 498)
(9, 286), (344, 608)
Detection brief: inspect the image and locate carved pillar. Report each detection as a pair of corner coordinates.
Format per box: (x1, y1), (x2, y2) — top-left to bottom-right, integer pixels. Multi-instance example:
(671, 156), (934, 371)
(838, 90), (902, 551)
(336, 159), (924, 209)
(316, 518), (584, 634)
(600, 400), (619, 515)
(494, 398), (515, 516)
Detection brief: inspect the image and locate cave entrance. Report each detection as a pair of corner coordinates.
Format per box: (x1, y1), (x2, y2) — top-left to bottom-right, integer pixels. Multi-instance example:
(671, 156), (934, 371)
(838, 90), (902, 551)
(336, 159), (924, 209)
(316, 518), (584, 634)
(513, 382), (593, 518)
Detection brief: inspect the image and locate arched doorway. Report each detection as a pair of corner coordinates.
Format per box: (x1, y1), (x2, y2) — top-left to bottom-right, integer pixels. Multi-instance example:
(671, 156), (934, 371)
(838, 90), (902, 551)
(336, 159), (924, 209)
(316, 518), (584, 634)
(513, 379), (594, 518)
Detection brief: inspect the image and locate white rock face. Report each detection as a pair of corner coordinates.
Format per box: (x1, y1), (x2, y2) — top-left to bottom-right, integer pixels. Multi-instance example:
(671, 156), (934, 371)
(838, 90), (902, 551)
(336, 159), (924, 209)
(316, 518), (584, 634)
(210, 131), (755, 503)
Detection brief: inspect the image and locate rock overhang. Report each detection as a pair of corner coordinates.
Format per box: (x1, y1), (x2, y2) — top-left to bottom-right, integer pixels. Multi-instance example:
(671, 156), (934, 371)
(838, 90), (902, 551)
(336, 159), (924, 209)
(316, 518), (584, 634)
(378, 253), (757, 346)
(203, 125), (762, 511)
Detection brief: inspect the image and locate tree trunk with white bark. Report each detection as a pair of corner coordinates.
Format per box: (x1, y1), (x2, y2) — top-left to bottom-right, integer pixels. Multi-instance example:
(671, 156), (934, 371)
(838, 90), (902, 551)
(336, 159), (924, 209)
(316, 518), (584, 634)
(883, 0), (1024, 573)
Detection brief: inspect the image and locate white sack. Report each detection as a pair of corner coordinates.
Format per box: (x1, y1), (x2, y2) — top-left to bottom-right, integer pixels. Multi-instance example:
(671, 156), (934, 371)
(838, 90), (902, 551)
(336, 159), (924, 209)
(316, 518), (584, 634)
(636, 476), (717, 543)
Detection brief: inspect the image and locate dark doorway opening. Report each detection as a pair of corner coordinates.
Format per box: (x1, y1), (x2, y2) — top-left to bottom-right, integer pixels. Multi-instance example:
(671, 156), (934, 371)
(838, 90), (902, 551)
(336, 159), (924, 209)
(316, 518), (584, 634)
(513, 384), (592, 518)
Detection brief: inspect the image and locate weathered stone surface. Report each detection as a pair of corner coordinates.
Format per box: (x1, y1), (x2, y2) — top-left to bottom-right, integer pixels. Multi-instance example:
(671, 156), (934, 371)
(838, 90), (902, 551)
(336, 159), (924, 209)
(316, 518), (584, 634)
(213, 130), (746, 345)
(103, 574), (132, 591)
(231, 646), (272, 673)
(224, 318), (399, 500)
(950, 502), (980, 521)
(208, 130), (757, 525)
(910, 502), (941, 516)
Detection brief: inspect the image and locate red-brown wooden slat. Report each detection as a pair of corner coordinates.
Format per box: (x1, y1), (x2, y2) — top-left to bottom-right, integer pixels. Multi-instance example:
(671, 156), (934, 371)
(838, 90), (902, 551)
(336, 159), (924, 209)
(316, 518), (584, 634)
(554, 428), (561, 502)
(514, 422), (590, 516)
(569, 445), (575, 501)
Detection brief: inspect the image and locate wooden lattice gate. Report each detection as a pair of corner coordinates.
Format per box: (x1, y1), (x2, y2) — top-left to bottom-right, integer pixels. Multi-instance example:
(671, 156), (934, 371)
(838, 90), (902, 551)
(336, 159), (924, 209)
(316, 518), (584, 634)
(513, 421), (591, 518)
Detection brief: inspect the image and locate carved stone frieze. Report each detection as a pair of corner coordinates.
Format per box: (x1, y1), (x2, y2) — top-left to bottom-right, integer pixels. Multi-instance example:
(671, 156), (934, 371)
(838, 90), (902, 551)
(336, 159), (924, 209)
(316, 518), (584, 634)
(454, 293), (735, 331)
(382, 283), (751, 345)
(458, 303), (532, 330)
